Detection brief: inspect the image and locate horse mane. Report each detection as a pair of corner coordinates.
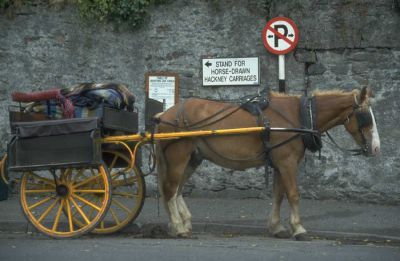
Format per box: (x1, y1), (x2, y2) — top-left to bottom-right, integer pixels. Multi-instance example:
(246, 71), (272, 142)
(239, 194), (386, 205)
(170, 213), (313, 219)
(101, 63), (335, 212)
(311, 89), (359, 97)
(270, 91), (300, 98)
(270, 89), (359, 98)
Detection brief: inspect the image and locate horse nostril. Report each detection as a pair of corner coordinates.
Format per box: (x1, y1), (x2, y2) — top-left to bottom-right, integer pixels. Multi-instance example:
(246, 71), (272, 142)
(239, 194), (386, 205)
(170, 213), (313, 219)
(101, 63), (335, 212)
(374, 146), (381, 155)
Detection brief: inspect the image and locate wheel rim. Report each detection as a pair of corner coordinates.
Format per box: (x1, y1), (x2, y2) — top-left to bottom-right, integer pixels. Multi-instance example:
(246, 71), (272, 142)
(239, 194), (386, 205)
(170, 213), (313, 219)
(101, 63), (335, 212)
(92, 150), (145, 234)
(20, 165), (111, 238)
(0, 154), (8, 185)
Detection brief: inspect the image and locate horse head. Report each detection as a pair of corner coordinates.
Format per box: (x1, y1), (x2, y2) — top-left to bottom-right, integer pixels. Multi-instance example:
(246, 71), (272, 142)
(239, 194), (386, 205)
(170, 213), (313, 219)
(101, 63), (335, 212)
(343, 86), (381, 157)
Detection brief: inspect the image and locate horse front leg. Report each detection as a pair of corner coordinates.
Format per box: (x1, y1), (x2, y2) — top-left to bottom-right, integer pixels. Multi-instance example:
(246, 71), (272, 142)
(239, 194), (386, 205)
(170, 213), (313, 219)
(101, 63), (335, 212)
(277, 159), (308, 241)
(268, 170), (291, 238)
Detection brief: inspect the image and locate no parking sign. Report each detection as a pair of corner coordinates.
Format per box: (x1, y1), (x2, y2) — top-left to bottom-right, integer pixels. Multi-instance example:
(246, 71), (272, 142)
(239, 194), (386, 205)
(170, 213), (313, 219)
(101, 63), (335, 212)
(262, 17), (299, 55)
(262, 17), (299, 93)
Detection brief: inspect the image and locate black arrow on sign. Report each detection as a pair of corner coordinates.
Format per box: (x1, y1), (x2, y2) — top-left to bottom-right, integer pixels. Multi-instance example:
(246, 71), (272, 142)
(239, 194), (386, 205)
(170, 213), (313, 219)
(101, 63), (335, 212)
(205, 61), (212, 67)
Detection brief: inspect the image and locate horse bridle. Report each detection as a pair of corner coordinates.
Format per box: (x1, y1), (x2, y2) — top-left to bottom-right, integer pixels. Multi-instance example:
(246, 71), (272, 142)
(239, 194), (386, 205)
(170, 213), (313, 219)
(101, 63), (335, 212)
(327, 100), (371, 156)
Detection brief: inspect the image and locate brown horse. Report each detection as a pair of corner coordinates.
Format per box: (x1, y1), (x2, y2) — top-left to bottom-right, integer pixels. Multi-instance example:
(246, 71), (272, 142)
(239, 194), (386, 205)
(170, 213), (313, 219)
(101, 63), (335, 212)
(154, 87), (380, 239)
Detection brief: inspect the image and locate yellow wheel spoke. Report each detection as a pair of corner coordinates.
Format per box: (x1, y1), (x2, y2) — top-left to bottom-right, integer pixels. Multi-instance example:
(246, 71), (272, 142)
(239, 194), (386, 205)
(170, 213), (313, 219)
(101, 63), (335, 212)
(25, 189), (55, 194)
(73, 169), (85, 182)
(74, 189), (106, 193)
(110, 208), (121, 225)
(112, 192), (137, 199)
(28, 196), (53, 210)
(37, 198), (59, 223)
(73, 173), (102, 188)
(72, 195), (94, 213)
(87, 198), (97, 220)
(111, 171), (122, 180)
(63, 168), (72, 183)
(100, 220), (105, 229)
(72, 194), (101, 211)
(26, 184), (54, 190)
(109, 154), (118, 171)
(112, 176), (138, 187)
(27, 173), (56, 187)
(70, 197), (91, 225)
(52, 199), (65, 231)
(65, 198), (74, 232)
(112, 198), (131, 213)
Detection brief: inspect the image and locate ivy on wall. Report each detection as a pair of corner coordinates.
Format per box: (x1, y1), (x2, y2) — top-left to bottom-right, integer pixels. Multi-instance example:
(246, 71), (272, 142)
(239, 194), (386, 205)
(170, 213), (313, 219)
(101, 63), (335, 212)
(78, 0), (150, 27)
(0, 0), (170, 28)
(0, 0), (22, 17)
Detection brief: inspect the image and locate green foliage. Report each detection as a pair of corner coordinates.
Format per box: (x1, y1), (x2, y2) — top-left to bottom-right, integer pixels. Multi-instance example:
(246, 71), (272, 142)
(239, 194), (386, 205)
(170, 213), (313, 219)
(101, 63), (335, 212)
(1, 0), (170, 29)
(0, 0), (18, 10)
(0, 0), (22, 17)
(77, 0), (167, 28)
(0, 0), (11, 9)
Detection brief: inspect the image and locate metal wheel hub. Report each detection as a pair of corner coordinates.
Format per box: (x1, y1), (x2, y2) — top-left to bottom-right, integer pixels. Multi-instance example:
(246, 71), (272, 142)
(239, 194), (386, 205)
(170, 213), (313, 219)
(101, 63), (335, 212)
(56, 184), (69, 197)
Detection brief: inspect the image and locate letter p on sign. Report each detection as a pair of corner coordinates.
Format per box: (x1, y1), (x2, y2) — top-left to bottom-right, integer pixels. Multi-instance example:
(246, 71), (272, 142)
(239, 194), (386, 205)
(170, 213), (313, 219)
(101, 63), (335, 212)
(262, 17), (299, 55)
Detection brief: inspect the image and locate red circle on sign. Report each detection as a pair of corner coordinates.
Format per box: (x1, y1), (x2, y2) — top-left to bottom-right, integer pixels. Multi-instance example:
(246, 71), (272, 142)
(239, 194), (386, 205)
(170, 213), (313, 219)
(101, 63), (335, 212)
(262, 17), (299, 55)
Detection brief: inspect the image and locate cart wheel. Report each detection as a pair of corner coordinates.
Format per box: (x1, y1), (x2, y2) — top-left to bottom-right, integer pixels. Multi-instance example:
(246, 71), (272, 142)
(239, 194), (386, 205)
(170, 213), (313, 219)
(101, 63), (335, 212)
(20, 165), (111, 238)
(92, 150), (145, 234)
(0, 154), (8, 185)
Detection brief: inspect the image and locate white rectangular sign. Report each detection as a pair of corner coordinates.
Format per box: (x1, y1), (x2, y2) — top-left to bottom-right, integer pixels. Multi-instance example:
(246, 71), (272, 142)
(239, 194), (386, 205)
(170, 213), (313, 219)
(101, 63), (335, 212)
(202, 57), (259, 86)
(148, 75), (176, 109)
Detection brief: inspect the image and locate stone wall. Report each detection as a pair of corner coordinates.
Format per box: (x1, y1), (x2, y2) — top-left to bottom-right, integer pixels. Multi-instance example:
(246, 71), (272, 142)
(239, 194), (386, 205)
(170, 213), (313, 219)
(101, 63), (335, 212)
(0, 0), (399, 203)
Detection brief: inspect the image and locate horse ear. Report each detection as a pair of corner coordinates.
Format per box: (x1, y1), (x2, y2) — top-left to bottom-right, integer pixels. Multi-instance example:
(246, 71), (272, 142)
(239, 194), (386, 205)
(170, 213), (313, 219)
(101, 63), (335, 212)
(360, 86), (372, 103)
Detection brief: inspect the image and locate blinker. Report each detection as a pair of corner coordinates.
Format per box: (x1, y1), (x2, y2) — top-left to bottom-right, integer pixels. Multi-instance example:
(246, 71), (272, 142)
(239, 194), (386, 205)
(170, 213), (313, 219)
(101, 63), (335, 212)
(355, 111), (373, 129)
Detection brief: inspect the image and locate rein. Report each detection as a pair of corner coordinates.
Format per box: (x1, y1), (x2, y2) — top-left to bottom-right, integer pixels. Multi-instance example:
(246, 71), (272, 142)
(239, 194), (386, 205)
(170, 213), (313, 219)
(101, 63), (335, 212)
(324, 131), (366, 156)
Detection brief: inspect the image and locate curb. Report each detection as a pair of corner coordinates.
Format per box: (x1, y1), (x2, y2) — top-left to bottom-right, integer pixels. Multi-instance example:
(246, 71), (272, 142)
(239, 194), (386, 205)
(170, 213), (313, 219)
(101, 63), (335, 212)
(1, 220), (399, 244)
(193, 222), (400, 242)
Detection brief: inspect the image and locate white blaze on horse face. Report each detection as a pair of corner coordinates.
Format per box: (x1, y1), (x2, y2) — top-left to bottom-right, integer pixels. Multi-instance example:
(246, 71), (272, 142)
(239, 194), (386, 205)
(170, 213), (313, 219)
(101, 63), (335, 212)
(369, 107), (381, 156)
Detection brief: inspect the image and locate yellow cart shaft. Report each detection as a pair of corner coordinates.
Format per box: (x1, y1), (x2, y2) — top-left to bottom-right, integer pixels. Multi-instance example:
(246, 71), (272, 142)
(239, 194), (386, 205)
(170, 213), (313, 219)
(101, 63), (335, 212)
(101, 127), (266, 143)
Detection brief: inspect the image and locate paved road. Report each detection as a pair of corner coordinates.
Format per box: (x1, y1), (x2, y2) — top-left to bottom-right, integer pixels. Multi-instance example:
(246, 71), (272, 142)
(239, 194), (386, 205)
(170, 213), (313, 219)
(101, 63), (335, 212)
(0, 232), (399, 261)
(2, 196), (400, 240)
(1, 195), (400, 261)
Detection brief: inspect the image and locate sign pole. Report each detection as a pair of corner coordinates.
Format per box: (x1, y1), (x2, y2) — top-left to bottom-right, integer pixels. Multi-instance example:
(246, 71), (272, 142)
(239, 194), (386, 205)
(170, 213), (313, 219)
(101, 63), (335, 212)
(278, 54), (285, 93)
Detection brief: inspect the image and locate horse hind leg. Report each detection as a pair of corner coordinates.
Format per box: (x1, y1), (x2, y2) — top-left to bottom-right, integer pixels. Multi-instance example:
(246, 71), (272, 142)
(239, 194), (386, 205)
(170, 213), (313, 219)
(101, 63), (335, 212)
(156, 140), (194, 237)
(176, 150), (203, 235)
(176, 195), (192, 234)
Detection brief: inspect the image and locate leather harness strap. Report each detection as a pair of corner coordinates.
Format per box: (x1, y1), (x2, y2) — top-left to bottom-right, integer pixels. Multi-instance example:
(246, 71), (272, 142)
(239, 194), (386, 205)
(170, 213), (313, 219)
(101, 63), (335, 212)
(300, 95), (322, 153)
(239, 91), (273, 187)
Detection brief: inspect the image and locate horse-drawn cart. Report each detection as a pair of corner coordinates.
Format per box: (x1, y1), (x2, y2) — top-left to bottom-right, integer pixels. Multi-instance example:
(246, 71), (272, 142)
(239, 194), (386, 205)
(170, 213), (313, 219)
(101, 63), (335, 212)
(1, 84), (150, 238)
(0, 84), (379, 239)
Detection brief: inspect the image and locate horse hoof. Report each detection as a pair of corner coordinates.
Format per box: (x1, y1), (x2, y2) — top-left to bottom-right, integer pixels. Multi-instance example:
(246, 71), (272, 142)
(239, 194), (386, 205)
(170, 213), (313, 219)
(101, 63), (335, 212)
(274, 230), (291, 239)
(142, 224), (170, 238)
(177, 232), (192, 239)
(294, 233), (312, 241)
